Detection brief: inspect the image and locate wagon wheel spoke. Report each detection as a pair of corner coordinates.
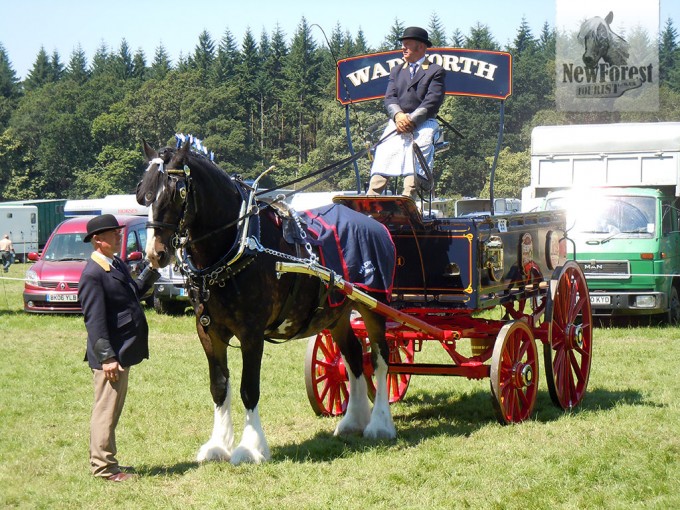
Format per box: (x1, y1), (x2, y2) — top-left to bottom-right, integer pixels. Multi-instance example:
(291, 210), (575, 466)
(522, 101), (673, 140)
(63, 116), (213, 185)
(544, 261), (593, 410)
(490, 321), (538, 425)
(304, 331), (349, 417)
(502, 265), (545, 327)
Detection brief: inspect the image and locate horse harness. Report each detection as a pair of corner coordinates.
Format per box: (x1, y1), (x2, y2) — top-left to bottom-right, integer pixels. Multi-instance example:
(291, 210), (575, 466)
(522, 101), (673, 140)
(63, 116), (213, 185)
(148, 160), (332, 337)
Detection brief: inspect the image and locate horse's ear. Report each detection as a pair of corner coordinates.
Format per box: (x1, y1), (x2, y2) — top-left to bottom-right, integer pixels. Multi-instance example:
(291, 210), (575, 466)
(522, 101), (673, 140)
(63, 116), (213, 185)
(605, 11), (614, 25)
(142, 139), (158, 162)
(179, 139), (191, 156)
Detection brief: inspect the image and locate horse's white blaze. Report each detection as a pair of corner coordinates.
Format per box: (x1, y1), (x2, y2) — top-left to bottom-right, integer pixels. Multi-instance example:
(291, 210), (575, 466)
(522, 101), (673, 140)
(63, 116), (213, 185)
(334, 360), (371, 436)
(363, 354), (396, 440)
(145, 205), (157, 264)
(230, 406), (271, 465)
(196, 384), (234, 462)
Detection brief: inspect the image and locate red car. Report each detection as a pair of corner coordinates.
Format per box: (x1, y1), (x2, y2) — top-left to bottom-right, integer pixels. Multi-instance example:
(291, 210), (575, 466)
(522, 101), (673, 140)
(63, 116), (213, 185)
(23, 215), (151, 313)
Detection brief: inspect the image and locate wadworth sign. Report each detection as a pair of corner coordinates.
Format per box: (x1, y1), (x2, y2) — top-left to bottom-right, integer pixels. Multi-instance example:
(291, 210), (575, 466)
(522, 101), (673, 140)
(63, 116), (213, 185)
(335, 48), (512, 104)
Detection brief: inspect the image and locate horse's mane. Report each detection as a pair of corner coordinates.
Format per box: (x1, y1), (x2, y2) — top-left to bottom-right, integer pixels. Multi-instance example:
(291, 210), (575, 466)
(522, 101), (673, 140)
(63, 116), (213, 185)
(137, 146), (236, 211)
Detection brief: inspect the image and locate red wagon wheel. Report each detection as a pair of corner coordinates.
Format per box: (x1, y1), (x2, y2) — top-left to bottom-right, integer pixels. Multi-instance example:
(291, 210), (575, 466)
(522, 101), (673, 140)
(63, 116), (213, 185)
(544, 261), (593, 410)
(305, 330), (349, 416)
(304, 330), (414, 416)
(490, 321), (539, 424)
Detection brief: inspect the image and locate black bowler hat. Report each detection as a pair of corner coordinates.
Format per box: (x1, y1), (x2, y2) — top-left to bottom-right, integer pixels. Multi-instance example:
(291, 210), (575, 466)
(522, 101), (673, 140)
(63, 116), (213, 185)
(84, 214), (122, 242)
(399, 26), (433, 47)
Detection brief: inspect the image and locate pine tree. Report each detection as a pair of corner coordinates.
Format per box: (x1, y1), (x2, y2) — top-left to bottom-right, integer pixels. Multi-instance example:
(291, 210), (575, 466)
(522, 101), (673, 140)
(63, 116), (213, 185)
(50, 50), (64, 82)
(193, 30), (216, 75)
(213, 29), (240, 84)
(354, 28), (370, 54)
(428, 13), (448, 47)
(284, 17), (323, 164)
(112, 39), (134, 80)
(65, 44), (90, 84)
(451, 29), (465, 47)
(465, 23), (500, 51)
(132, 49), (147, 80)
(24, 46), (53, 91)
(382, 18), (405, 51)
(260, 24), (288, 155)
(90, 41), (111, 77)
(238, 28), (261, 148)
(659, 18), (679, 85)
(0, 43), (20, 98)
(150, 43), (172, 80)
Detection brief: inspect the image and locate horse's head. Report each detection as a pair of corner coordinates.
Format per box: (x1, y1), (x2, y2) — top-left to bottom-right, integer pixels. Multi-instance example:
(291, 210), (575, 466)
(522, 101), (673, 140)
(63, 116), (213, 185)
(136, 140), (192, 269)
(578, 11), (629, 68)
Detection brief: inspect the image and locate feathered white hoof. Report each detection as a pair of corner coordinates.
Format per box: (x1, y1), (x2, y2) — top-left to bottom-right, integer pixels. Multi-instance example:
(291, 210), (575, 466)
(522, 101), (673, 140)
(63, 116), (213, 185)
(197, 442), (231, 462)
(230, 444), (270, 465)
(363, 416), (397, 440)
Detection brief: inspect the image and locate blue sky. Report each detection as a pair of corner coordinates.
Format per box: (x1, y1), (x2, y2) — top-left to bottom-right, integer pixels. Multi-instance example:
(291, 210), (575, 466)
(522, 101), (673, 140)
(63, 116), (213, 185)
(2, 0), (679, 80)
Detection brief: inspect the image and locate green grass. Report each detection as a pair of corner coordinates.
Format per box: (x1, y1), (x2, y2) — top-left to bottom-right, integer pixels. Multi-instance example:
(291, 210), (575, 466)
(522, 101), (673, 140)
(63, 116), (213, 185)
(1, 262), (679, 509)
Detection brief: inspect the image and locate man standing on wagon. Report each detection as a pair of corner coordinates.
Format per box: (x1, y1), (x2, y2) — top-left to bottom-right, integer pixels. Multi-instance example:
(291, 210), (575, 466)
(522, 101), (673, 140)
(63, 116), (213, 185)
(367, 26), (445, 199)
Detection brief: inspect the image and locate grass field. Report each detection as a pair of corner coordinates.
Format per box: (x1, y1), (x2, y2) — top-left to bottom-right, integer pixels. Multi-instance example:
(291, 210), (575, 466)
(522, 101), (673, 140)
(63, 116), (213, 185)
(1, 263), (679, 509)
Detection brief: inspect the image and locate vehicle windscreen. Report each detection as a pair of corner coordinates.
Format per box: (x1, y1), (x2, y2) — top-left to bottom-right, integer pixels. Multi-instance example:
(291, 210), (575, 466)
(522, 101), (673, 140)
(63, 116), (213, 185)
(42, 233), (94, 261)
(545, 195), (656, 235)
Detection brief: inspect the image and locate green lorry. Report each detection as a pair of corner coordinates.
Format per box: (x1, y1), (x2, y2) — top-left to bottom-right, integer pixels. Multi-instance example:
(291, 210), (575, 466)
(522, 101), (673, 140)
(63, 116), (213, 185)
(522, 122), (680, 323)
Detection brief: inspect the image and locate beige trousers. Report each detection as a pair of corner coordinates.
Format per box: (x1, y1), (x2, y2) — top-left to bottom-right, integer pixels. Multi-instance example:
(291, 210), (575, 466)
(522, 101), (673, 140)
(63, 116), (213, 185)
(90, 367), (129, 477)
(367, 174), (416, 199)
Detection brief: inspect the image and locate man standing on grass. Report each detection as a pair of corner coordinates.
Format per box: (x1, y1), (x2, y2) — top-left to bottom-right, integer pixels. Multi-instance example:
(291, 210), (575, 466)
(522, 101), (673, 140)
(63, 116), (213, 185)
(79, 214), (159, 482)
(0, 234), (15, 272)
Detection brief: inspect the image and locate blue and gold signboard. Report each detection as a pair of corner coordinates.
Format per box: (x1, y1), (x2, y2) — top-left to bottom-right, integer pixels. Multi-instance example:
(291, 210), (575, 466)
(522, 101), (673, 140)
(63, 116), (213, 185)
(336, 48), (512, 104)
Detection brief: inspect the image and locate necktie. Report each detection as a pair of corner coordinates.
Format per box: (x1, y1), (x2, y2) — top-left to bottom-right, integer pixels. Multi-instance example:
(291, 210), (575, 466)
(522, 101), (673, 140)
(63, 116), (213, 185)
(410, 63), (418, 79)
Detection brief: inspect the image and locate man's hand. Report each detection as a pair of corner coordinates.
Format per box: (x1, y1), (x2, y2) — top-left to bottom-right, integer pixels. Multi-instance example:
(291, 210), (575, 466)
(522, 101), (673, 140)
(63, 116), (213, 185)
(102, 358), (124, 383)
(394, 112), (415, 133)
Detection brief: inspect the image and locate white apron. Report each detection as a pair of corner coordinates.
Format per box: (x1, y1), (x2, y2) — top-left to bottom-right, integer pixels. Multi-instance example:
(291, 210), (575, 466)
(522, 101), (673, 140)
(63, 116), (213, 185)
(370, 118), (438, 178)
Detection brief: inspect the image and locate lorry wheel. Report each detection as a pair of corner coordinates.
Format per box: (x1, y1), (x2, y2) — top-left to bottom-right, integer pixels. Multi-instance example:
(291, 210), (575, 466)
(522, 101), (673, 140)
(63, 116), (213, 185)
(667, 286), (680, 325)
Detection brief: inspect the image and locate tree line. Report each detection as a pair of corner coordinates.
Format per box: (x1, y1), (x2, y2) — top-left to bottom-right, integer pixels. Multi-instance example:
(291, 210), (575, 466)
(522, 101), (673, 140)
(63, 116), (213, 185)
(1, 15), (680, 202)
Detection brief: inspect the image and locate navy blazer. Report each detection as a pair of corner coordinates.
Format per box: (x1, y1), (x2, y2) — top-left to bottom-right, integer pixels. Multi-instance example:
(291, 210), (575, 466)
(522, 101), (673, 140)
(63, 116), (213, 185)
(384, 60), (445, 126)
(79, 254), (150, 369)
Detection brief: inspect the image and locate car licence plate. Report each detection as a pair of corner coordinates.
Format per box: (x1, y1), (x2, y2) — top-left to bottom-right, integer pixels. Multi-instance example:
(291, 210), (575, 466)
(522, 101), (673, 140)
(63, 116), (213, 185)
(590, 295), (611, 305)
(47, 293), (78, 302)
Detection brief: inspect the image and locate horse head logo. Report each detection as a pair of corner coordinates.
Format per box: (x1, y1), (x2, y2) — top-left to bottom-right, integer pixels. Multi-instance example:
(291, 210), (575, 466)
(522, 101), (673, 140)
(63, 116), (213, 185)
(578, 11), (629, 68)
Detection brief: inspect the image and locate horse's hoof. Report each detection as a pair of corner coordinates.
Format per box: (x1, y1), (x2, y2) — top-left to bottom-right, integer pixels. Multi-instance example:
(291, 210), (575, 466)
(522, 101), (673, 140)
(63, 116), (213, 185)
(363, 422), (397, 440)
(333, 421), (365, 437)
(230, 445), (269, 465)
(197, 443), (231, 462)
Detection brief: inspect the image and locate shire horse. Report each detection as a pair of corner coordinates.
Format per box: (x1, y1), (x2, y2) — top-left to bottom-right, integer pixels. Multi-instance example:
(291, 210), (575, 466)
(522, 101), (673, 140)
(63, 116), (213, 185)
(137, 140), (396, 464)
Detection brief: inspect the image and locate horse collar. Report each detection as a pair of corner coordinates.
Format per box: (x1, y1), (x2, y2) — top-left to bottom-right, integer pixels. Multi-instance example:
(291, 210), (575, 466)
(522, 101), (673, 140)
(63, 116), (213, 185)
(179, 177), (261, 296)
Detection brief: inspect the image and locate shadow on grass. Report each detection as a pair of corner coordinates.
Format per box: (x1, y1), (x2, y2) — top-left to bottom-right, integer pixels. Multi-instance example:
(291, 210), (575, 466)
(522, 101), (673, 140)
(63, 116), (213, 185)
(134, 461), (200, 477)
(272, 385), (652, 463)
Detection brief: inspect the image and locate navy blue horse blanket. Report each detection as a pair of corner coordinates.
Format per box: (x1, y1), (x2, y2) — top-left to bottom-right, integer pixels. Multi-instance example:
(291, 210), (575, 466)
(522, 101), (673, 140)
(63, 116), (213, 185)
(299, 204), (395, 306)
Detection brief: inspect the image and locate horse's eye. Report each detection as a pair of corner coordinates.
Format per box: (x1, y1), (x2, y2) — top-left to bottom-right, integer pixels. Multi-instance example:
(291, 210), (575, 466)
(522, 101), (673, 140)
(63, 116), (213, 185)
(145, 192), (154, 203)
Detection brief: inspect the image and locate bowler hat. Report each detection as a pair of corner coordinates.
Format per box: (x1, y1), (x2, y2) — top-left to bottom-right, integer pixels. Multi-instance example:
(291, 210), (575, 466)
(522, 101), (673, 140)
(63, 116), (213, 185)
(399, 26), (433, 47)
(84, 214), (122, 242)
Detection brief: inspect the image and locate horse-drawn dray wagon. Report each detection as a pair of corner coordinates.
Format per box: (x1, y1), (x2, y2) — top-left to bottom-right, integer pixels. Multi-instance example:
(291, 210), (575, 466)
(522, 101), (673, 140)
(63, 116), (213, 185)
(138, 46), (592, 466)
(281, 195), (592, 425)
